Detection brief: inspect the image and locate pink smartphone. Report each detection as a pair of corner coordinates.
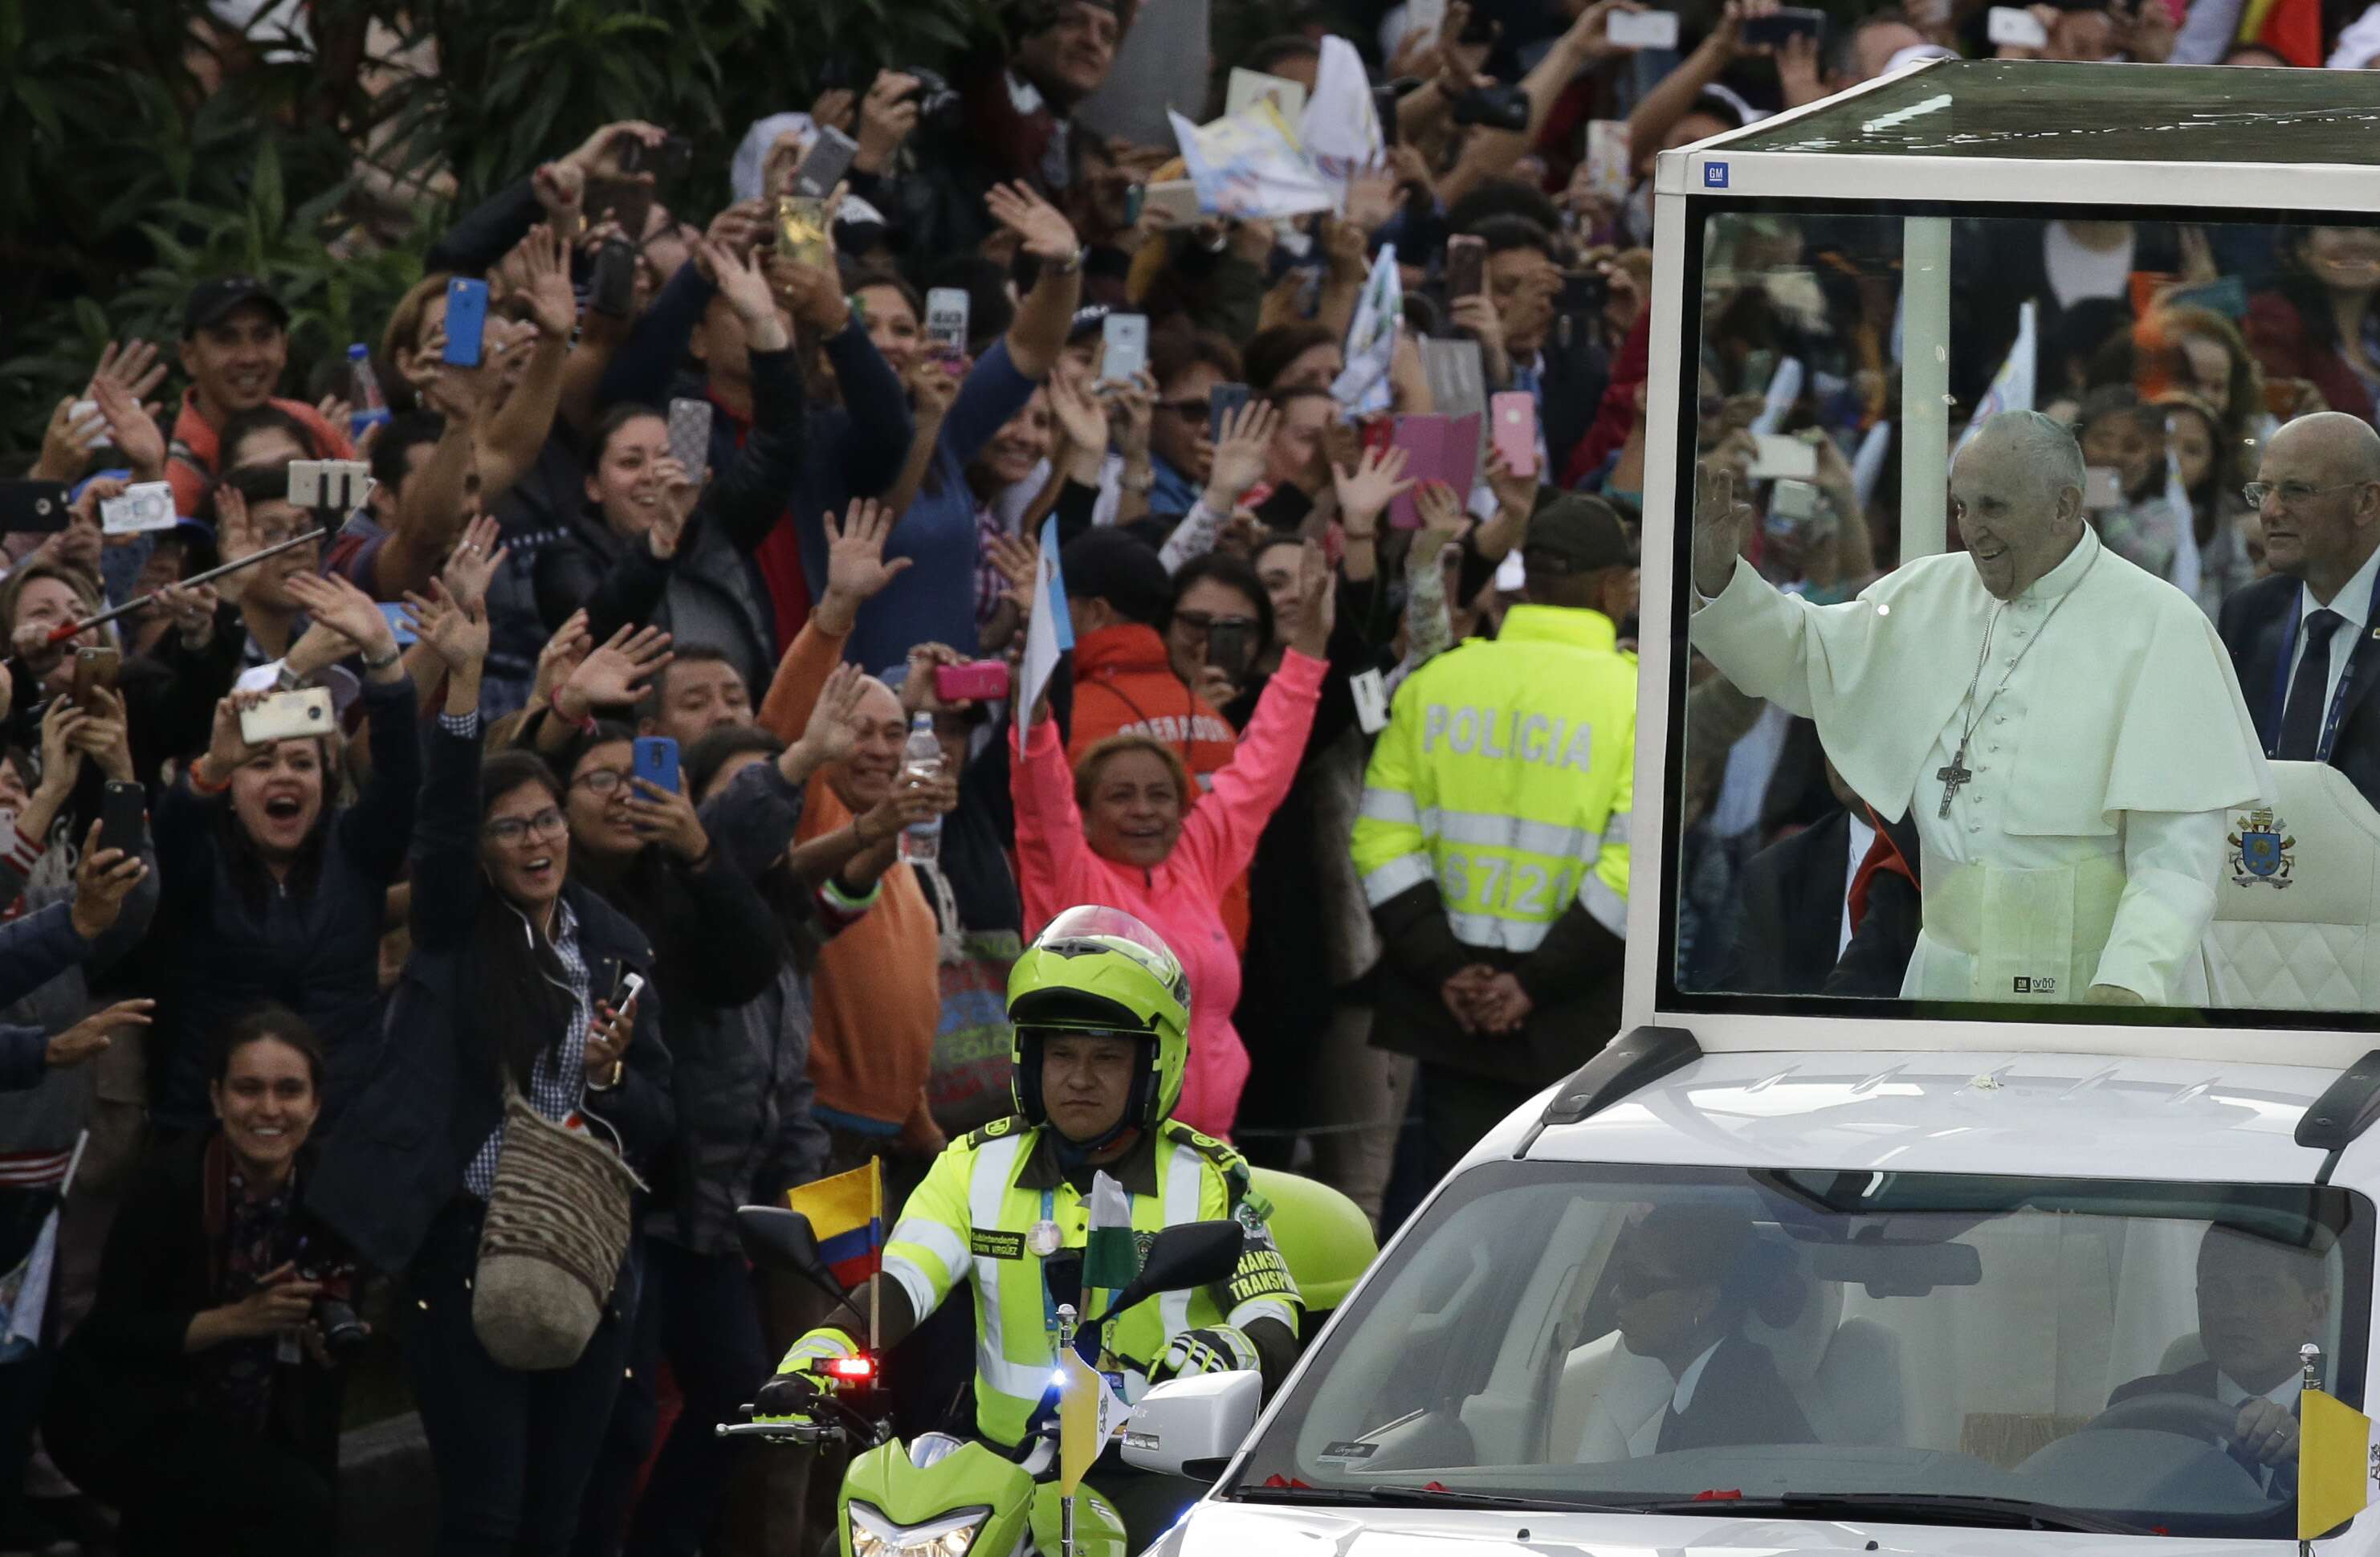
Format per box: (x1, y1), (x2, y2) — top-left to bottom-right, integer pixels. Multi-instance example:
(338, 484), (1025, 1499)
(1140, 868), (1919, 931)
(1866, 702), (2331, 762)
(934, 660), (1012, 702)
(1491, 391), (1538, 479)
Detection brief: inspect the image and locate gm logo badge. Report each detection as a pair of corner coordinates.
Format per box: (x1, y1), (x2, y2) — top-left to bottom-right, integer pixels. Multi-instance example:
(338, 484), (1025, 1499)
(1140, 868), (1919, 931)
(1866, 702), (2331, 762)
(1703, 161), (1730, 188)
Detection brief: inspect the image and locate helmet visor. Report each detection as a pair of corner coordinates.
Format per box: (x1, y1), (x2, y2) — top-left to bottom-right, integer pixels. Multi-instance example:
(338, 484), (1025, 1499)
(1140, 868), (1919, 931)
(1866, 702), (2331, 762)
(1035, 905), (1176, 967)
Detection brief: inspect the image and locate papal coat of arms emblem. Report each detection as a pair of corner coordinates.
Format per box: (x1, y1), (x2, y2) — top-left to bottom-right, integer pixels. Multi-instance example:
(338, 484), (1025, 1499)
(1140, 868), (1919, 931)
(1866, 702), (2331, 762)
(2227, 809), (2296, 888)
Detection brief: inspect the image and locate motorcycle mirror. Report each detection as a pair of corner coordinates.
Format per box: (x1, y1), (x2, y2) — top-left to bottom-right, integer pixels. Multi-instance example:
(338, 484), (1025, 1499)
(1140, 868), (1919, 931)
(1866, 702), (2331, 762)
(1100, 1221), (1244, 1319)
(736, 1205), (877, 1337)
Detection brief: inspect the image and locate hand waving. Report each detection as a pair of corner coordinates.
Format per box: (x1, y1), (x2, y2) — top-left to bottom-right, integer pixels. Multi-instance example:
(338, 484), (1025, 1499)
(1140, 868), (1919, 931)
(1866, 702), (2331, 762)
(789, 661), (869, 776)
(1331, 443), (1416, 537)
(984, 181), (1079, 263)
(558, 623), (674, 719)
(440, 515), (508, 616)
(821, 499), (912, 607)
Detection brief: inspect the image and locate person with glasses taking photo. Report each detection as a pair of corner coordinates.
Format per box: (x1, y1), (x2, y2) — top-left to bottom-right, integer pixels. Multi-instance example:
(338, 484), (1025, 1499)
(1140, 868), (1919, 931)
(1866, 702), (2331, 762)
(2219, 410), (2380, 806)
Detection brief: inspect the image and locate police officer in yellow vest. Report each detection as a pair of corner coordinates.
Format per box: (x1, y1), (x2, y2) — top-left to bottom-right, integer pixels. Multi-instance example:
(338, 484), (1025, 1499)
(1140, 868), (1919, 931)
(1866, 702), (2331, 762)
(766, 905), (1300, 1536)
(1352, 495), (1637, 1179)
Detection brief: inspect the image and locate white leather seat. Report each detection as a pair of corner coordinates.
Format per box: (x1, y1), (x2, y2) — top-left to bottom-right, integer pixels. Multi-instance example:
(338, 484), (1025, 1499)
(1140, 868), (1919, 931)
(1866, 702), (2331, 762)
(2204, 762), (2380, 1010)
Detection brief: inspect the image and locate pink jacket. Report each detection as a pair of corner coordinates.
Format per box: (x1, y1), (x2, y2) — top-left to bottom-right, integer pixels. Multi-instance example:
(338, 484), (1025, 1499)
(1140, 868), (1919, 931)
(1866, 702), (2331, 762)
(1013, 650), (1326, 1138)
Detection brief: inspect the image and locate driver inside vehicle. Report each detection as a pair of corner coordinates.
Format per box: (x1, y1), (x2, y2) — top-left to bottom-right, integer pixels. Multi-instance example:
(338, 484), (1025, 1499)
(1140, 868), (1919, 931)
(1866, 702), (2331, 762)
(1610, 1205), (1819, 1454)
(2104, 1225), (2329, 1486)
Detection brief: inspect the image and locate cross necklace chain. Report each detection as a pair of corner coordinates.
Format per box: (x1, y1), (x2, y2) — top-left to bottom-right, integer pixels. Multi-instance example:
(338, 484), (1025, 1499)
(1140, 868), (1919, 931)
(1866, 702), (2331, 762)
(1935, 549), (2098, 818)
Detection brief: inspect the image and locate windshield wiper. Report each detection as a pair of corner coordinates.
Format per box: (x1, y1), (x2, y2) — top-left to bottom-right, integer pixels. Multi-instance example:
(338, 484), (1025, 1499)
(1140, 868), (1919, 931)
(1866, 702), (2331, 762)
(1640, 1491), (2150, 1536)
(1225, 1482), (1640, 1513)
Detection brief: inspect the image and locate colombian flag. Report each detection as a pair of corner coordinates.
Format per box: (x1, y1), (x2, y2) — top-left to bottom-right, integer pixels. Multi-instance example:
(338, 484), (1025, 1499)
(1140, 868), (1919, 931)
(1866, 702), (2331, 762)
(785, 1161), (883, 1290)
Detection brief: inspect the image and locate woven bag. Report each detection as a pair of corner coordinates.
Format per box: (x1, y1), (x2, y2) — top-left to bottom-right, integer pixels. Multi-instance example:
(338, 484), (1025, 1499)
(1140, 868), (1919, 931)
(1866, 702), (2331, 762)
(471, 1090), (639, 1370)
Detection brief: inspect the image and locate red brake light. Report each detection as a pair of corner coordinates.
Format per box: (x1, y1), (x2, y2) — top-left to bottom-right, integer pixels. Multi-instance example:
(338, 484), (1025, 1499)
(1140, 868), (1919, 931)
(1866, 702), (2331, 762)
(824, 1355), (876, 1381)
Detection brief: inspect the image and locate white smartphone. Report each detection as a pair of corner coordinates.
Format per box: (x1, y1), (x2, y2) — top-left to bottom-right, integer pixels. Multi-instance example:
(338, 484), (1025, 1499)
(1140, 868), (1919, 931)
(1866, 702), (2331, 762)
(1583, 120), (1632, 203)
(99, 480), (177, 536)
(324, 459), (374, 511)
(1770, 478), (1825, 524)
(1101, 313), (1149, 385)
(1225, 67), (1309, 124)
(1748, 432), (1819, 481)
(2084, 465), (2124, 509)
(238, 687), (335, 745)
(1987, 6), (2050, 47)
(925, 287), (971, 357)
(1605, 10), (1681, 49)
(286, 459), (324, 509)
(1140, 179), (1204, 228)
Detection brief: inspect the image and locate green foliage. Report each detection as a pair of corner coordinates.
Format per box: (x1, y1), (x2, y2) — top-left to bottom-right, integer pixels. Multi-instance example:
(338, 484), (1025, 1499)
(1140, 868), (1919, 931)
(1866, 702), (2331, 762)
(0, 0), (999, 462)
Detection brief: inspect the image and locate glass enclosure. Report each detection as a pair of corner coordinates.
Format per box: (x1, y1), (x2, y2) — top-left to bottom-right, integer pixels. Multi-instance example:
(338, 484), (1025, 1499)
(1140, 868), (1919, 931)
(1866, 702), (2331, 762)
(1224, 1160), (2370, 1538)
(1658, 77), (2380, 1025)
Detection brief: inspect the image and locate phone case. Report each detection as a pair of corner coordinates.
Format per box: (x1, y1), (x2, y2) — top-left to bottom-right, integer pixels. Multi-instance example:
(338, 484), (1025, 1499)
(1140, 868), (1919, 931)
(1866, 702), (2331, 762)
(1491, 392), (1538, 479)
(1101, 314), (1149, 384)
(73, 647), (120, 700)
(1141, 181), (1203, 228)
(239, 688), (335, 745)
(1987, 5), (2049, 45)
(1446, 238), (1486, 300)
(775, 196), (834, 268)
(1604, 9), (1681, 48)
(98, 781), (145, 858)
(589, 238), (637, 318)
(286, 461), (324, 509)
(442, 279), (490, 368)
(1388, 413), (1484, 528)
(667, 398), (715, 484)
(1209, 383), (1253, 444)
(925, 288), (971, 353)
(99, 481), (177, 535)
(0, 482), (71, 535)
(935, 661), (1013, 702)
(1584, 121), (1632, 203)
(789, 127), (859, 199)
(632, 736), (680, 794)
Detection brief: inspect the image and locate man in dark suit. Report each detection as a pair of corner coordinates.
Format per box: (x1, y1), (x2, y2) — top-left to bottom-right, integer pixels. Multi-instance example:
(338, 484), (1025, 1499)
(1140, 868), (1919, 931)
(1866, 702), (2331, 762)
(2218, 413), (2380, 805)
(1722, 762), (1873, 996)
(1612, 1206), (1817, 1453)
(2107, 1226), (2330, 1483)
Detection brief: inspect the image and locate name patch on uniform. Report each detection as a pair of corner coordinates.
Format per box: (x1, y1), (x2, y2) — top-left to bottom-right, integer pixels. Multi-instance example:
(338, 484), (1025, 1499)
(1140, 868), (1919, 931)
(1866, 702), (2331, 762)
(1227, 1246), (1295, 1305)
(971, 1230), (1025, 1260)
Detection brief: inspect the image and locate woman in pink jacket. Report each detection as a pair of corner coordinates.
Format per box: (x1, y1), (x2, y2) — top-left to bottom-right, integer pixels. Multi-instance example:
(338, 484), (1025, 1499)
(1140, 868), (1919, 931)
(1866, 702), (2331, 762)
(1014, 544), (1335, 1137)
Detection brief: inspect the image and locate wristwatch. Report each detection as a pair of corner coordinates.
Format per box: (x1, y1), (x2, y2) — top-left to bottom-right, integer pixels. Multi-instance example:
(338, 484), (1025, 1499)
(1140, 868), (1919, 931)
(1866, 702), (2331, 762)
(1119, 466), (1156, 495)
(1047, 246), (1084, 276)
(361, 644), (402, 672)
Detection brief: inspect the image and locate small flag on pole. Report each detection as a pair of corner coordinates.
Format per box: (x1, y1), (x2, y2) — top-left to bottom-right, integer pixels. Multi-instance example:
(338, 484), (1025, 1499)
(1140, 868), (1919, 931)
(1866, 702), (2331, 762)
(2299, 1385), (2375, 1539)
(784, 1161), (884, 1290)
(1017, 514), (1073, 753)
(1953, 300), (2035, 460)
(1082, 1171), (1139, 1297)
(1058, 1347), (1127, 1496)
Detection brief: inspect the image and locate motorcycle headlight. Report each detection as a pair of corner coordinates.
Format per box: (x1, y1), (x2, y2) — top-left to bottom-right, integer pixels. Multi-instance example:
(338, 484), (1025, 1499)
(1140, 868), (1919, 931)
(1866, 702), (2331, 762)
(848, 1502), (991, 1557)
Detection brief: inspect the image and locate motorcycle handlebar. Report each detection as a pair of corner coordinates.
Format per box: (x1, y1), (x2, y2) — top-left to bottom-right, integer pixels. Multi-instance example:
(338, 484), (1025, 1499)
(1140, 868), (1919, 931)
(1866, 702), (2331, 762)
(715, 1420), (839, 1444)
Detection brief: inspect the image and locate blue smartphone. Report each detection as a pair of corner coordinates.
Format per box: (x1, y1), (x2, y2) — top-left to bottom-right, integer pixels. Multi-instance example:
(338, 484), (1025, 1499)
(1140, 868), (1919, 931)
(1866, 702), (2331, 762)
(442, 279), (490, 368)
(379, 601), (418, 646)
(631, 735), (679, 794)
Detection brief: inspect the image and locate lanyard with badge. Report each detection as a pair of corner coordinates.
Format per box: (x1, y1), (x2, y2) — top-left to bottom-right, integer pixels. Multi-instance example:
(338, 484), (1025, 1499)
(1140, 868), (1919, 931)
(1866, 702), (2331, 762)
(1032, 1192), (1131, 1392)
(2267, 567), (2380, 763)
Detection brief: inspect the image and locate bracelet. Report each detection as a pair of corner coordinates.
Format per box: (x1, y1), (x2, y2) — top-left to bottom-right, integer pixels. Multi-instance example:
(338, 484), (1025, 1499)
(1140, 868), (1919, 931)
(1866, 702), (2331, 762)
(1119, 467), (1155, 495)
(189, 763), (230, 797)
(588, 1059), (622, 1091)
(1047, 247), (1084, 276)
(549, 684), (596, 735)
(361, 644), (401, 672)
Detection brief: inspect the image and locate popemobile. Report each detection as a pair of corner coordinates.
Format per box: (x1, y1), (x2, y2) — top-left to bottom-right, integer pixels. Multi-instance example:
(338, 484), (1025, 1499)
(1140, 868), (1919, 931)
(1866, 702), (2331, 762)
(1115, 59), (2380, 1557)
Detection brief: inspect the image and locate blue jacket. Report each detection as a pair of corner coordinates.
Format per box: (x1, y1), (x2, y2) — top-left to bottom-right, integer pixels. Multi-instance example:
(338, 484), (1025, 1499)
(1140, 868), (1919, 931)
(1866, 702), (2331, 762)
(306, 716), (674, 1276)
(0, 893), (153, 1091)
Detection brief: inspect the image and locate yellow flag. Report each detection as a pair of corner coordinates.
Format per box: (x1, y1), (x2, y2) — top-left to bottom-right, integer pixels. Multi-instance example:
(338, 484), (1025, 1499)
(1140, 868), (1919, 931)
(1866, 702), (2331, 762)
(2300, 1386), (2374, 1539)
(1057, 1349), (1117, 1496)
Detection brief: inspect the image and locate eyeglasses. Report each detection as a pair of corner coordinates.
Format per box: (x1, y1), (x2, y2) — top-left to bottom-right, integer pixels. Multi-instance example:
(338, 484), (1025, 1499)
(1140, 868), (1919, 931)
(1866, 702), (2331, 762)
(484, 809), (566, 845)
(1172, 610), (1257, 636)
(571, 768), (633, 796)
(2244, 479), (2370, 508)
(1155, 398), (1208, 419)
(1610, 1258), (1698, 1303)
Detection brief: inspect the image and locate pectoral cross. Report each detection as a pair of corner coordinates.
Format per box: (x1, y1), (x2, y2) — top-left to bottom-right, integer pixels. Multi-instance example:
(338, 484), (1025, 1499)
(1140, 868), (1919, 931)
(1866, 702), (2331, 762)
(1936, 744), (1974, 818)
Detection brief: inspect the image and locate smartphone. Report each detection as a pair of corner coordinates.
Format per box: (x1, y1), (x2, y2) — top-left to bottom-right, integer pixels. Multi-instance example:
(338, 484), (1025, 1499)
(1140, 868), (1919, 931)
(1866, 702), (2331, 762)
(925, 287), (971, 357)
(98, 480), (177, 536)
(1987, 4), (2051, 45)
(611, 969), (646, 1016)
(72, 646), (120, 706)
(667, 397), (714, 487)
(621, 132), (691, 184)
(589, 238), (637, 318)
(1206, 622), (1258, 680)
(1225, 67), (1309, 123)
(1584, 120), (1632, 202)
(1748, 432), (1819, 480)
(1208, 381), (1253, 444)
(1770, 478), (1826, 524)
(632, 735), (680, 794)
(1140, 180), (1203, 228)
(0, 481), (70, 534)
(97, 780), (145, 859)
(789, 127), (859, 200)
(1373, 84), (1402, 147)
(379, 601), (418, 647)
(286, 461), (324, 509)
(1490, 391), (1538, 479)
(1445, 234), (1486, 300)
(934, 660), (1012, 703)
(1101, 313), (1149, 385)
(1604, 8), (1681, 47)
(2084, 465), (2124, 510)
(1742, 5), (1826, 46)
(442, 279), (490, 368)
(775, 195), (834, 267)
(2169, 274), (2249, 319)
(586, 177), (654, 240)
(239, 687), (335, 745)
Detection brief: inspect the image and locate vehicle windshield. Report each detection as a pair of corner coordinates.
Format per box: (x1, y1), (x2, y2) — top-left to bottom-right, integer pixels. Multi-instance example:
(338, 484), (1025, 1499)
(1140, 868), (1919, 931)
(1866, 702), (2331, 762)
(1229, 1162), (2371, 1537)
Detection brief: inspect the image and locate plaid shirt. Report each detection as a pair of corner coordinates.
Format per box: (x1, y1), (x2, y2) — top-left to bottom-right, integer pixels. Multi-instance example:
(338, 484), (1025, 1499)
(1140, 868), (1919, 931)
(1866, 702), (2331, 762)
(458, 711), (595, 1198)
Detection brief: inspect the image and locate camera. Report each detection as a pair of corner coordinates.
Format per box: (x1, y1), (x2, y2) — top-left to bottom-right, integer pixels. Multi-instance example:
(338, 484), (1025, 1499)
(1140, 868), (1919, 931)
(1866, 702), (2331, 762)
(901, 67), (962, 128)
(1451, 84), (1530, 133)
(312, 1288), (370, 1355)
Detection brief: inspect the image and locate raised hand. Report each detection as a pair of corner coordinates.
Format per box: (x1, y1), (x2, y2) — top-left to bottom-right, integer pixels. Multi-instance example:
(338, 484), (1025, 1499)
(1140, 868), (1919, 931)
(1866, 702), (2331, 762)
(1484, 446), (1538, 520)
(69, 819), (149, 940)
(1047, 369), (1109, 457)
(1108, 369), (1155, 464)
(91, 376), (165, 482)
(440, 514), (507, 616)
(157, 581), (221, 648)
(821, 499), (912, 608)
(284, 571), (401, 664)
(646, 456), (699, 560)
(1289, 539), (1337, 660)
(560, 120), (668, 182)
(533, 158), (587, 229)
(1693, 459), (1757, 597)
(198, 691), (272, 788)
(68, 683), (133, 783)
(1204, 398), (1280, 511)
(899, 642), (969, 716)
(514, 222), (579, 341)
(1332, 443), (1416, 537)
(984, 181), (1079, 264)
(768, 253), (850, 333)
(398, 583), (489, 675)
(532, 608), (593, 710)
(988, 532), (1041, 625)
(558, 623), (673, 719)
(1414, 479), (1465, 537)
(789, 661), (869, 775)
(47, 998), (153, 1070)
(88, 338), (168, 410)
(36, 699), (88, 801)
(855, 71), (923, 173)
(36, 397), (105, 482)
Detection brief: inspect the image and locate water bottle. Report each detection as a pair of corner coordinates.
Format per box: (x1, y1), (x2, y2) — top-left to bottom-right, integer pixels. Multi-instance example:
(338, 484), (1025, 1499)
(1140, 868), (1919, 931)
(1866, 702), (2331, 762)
(899, 712), (943, 864)
(347, 344), (392, 441)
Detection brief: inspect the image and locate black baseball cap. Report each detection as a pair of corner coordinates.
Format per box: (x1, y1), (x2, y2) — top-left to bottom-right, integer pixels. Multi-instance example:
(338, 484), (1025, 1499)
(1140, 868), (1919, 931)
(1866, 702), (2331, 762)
(1522, 494), (1635, 576)
(1061, 528), (1170, 626)
(1066, 304), (1112, 344)
(183, 275), (289, 338)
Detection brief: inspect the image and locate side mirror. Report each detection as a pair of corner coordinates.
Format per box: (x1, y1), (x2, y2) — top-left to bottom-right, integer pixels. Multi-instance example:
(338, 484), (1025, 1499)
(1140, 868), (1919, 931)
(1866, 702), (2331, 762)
(1102, 1221), (1244, 1318)
(1120, 1371), (1262, 1480)
(737, 1206), (828, 1281)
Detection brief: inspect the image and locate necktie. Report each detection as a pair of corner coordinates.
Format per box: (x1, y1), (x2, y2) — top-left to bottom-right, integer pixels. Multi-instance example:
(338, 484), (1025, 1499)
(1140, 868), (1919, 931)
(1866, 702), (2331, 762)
(2279, 609), (2346, 760)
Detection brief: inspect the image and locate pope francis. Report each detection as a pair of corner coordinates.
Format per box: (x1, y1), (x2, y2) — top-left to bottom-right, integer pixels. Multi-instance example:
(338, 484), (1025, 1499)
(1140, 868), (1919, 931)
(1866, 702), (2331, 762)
(1690, 410), (2272, 1007)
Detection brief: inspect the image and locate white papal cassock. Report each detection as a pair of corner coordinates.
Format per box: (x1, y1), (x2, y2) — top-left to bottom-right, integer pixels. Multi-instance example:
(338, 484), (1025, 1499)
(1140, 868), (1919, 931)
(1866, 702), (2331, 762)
(1691, 528), (2272, 1005)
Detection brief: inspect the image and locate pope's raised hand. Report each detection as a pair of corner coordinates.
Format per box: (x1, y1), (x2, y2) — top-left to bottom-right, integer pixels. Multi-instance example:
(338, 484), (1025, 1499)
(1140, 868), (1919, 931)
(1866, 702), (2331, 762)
(1693, 459), (1757, 598)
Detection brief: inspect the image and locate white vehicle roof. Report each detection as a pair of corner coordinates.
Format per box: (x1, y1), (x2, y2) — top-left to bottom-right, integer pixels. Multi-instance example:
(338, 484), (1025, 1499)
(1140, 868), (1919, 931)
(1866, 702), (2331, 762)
(1473, 1045), (2379, 1191)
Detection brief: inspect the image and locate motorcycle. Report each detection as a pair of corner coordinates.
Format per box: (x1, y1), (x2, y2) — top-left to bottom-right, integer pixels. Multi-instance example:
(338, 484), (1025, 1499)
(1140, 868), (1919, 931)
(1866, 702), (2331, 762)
(719, 1204), (1250, 1557)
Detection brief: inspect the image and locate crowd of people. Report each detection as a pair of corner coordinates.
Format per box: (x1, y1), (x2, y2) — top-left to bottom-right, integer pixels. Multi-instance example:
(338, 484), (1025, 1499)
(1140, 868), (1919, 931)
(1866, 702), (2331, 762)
(11, 0), (2380, 1548)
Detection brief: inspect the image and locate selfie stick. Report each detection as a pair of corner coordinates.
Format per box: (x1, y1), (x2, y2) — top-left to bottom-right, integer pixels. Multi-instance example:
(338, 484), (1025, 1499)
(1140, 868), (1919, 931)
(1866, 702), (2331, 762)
(47, 528), (328, 645)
